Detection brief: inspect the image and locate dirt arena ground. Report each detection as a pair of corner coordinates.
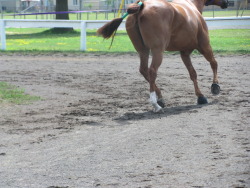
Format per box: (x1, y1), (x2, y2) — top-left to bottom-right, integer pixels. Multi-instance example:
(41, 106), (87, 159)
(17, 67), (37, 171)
(0, 53), (249, 188)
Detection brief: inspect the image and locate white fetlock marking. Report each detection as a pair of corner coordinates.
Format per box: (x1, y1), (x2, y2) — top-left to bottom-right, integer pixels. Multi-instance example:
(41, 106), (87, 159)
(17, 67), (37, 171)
(150, 91), (158, 104)
(150, 92), (162, 113)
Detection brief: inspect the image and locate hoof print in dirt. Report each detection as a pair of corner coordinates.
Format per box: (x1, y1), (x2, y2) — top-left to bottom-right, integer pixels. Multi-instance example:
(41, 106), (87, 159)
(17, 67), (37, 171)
(197, 96), (208, 105)
(211, 83), (220, 95)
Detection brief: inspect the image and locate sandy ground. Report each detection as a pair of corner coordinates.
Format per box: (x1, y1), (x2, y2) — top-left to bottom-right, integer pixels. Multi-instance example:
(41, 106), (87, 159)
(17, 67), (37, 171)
(0, 53), (249, 188)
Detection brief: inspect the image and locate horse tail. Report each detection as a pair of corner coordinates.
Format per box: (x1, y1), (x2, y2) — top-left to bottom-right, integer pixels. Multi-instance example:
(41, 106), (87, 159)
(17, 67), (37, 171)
(97, 1), (144, 40)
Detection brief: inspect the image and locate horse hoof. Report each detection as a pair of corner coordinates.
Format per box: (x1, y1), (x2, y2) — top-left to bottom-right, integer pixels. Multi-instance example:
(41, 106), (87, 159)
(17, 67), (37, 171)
(152, 103), (163, 113)
(197, 96), (208, 105)
(154, 107), (164, 113)
(157, 98), (165, 108)
(211, 83), (220, 95)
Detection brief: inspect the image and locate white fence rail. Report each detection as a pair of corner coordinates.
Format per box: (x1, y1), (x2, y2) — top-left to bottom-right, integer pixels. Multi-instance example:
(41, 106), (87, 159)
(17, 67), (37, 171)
(0, 17), (250, 51)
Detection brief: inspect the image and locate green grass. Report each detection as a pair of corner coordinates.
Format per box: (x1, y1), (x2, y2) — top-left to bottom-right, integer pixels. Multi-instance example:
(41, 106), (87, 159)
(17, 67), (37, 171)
(0, 82), (40, 104)
(209, 29), (250, 53)
(3, 28), (250, 54)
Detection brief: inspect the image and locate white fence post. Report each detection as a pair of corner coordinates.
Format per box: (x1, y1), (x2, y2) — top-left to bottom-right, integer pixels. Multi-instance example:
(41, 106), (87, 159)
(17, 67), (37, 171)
(80, 21), (86, 51)
(0, 20), (6, 50)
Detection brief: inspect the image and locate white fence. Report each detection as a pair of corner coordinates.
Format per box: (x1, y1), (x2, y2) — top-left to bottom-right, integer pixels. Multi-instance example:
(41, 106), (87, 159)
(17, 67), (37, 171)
(0, 17), (250, 51)
(0, 19), (111, 51)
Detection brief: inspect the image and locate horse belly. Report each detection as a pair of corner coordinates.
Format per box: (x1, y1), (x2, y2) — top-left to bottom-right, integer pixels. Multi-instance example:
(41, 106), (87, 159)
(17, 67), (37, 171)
(166, 34), (198, 51)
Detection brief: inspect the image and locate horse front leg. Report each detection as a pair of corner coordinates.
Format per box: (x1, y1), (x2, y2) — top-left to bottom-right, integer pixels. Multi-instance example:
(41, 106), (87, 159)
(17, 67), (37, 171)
(148, 50), (164, 112)
(180, 51), (208, 104)
(199, 46), (221, 95)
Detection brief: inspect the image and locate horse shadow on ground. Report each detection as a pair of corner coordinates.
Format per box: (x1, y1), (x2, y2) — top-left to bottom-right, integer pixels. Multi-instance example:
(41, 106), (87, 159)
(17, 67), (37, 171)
(114, 101), (218, 124)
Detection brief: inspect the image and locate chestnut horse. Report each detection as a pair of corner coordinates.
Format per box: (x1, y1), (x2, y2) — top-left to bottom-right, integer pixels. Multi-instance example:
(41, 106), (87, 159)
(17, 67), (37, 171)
(97, 0), (228, 112)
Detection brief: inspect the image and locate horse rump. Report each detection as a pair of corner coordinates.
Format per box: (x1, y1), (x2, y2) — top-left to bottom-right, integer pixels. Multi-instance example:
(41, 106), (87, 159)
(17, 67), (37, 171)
(127, 2), (144, 14)
(97, 1), (143, 39)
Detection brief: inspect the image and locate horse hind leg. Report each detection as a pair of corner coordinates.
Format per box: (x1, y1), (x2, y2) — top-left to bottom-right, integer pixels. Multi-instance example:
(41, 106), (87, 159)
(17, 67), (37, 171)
(139, 48), (164, 112)
(126, 17), (165, 112)
(147, 49), (166, 112)
(138, 48), (165, 112)
(139, 51), (165, 109)
(180, 51), (208, 104)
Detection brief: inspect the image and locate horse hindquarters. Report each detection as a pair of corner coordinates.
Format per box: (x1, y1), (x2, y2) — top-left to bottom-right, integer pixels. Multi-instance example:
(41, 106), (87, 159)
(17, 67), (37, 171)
(127, 1), (174, 112)
(126, 15), (164, 112)
(138, 11), (173, 111)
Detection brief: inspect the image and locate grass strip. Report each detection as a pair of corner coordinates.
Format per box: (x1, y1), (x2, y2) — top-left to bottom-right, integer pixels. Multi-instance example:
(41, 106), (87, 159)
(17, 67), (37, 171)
(2, 28), (250, 54)
(0, 82), (40, 105)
